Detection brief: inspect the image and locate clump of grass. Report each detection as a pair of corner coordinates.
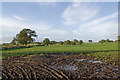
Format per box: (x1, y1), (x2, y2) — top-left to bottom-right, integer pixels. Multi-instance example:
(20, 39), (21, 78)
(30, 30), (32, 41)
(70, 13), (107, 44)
(40, 53), (44, 56)
(2, 64), (5, 66)
(86, 54), (90, 56)
(28, 59), (32, 61)
(89, 51), (118, 62)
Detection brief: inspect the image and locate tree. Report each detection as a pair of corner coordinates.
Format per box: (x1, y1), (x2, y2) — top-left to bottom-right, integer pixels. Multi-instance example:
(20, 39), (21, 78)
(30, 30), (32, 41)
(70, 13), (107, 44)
(70, 41), (75, 45)
(106, 39), (113, 43)
(78, 40), (83, 45)
(116, 35), (120, 43)
(43, 38), (50, 46)
(63, 41), (67, 45)
(50, 41), (57, 45)
(73, 39), (78, 45)
(106, 39), (110, 42)
(118, 35), (120, 40)
(88, 40), (92, 43)
(63, 40), (71, 45)
(99, 39), (113, 43)
(99, 39), (106, 43)
(11, 29), (37, 45)
(59, 41), (63, 45)
(115, 40), (119, 43)
(11, 37), (17, 45)
(109, 40), (113, 42)
(66, 40), (71, 45)
(114, 35), (120, 43)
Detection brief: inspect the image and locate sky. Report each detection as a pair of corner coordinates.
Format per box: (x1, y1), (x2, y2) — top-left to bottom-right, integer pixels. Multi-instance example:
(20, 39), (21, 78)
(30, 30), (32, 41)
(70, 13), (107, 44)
(0, 2), (118, 43)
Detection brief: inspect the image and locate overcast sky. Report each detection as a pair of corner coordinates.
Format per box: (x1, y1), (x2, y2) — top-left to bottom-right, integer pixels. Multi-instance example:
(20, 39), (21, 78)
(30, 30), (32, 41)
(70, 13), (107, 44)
(1, 2), (118, 43)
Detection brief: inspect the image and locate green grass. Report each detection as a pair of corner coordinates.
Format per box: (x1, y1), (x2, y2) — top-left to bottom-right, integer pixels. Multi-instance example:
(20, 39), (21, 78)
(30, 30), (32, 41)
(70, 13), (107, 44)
(27, 44), (40, 46)
(87, 51), (118, 62)
(0, 77), (2, 79)
(2, 42), (118, 58)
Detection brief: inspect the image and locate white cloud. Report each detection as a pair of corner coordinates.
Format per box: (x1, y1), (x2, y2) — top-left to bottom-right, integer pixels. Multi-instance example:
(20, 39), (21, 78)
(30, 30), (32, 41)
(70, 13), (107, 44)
(2, 18), (23, 31)
(49, 29), (67, 35)
(81, 12), (118, 27)
(1, 17), (67, 43)
(62, 2), (99, 25)
(72, 12), (118, 41)
(28, 23), (67, 35)
(13, 14), (24, 21)
(78, 12), (118, 31)
(1, 17), (67, 35)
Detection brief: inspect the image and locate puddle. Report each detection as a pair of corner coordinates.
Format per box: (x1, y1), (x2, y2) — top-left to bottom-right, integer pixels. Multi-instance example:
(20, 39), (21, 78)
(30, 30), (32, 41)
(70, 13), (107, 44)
(112, 68), (118, 71)
(75, 59), (103, 64)
(96, 72), (99, 74)
(88, 60), (92, 62)
(52, 65), (78, 71)
(51, 58), (118, 78)
(87, 60), (103, 64)
(75, 59), (86, 62)
(90, 61), (103, 64)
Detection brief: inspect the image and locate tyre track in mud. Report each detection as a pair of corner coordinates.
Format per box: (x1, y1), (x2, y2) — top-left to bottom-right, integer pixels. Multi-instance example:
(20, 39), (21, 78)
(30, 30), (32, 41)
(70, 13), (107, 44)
(43, 63), (69, 79)
(2, 54), (119, 79)
(2, 60), (69, 79)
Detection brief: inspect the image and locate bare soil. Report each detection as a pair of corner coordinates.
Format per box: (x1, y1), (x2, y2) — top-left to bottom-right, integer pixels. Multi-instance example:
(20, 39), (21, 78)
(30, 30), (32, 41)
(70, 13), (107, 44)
(2, 54), (119, 79)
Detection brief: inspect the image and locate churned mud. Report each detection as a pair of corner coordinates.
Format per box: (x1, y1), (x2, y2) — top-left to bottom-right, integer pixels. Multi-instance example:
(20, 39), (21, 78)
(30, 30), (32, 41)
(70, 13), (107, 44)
(2, 54), (119, 79)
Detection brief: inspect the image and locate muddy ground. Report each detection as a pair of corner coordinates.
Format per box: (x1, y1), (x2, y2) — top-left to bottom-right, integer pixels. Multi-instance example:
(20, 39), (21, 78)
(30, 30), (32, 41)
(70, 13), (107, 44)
(2, 54), (119, 79)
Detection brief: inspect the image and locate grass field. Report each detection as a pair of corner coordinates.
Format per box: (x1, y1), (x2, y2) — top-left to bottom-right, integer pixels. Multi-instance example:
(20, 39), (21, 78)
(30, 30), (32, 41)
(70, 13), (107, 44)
(87, 51), (118, 62)
(2, 42), (119, 79)
(2, 42), (118, 58)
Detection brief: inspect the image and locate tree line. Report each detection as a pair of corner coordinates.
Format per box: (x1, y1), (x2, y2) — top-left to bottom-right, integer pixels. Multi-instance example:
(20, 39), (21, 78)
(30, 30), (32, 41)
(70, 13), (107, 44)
(10, 28), (120, 46)
(40, 38), (84, 46)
